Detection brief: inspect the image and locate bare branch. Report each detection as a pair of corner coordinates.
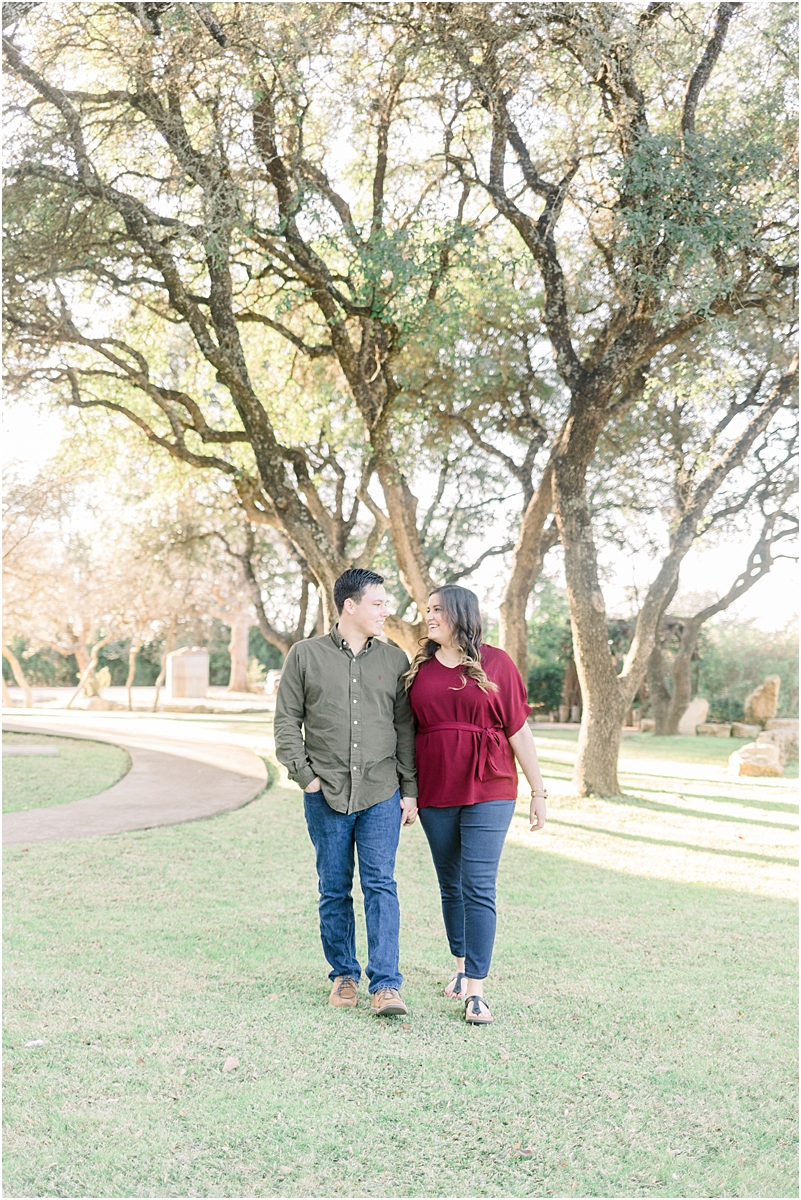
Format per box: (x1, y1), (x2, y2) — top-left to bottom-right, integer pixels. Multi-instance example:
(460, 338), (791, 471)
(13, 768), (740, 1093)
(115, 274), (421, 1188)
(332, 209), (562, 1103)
(682, 3), (742, 138)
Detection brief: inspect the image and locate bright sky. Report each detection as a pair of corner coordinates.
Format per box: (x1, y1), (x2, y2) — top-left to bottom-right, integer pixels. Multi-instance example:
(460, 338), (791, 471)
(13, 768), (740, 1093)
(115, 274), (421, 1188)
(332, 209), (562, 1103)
(4, 401), (798, 632)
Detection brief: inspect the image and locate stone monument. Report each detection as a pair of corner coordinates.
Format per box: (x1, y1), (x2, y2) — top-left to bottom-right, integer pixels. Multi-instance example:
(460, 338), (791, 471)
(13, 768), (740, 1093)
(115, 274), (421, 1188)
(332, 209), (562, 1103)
(166, 647), (209, 700)
(743, 675), (781, 727)
(677, 696), (709, 736)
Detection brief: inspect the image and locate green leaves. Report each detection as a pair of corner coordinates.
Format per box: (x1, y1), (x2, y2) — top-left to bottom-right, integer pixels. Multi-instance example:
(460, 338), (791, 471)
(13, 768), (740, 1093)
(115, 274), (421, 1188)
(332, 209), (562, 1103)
(612, 130), (781, 308)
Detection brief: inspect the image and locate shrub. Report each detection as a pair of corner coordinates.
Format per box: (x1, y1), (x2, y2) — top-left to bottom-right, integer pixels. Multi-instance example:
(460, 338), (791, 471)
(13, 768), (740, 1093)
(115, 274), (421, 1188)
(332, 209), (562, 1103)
(527, 663), (564, 711)
(706, 695), (744, 723)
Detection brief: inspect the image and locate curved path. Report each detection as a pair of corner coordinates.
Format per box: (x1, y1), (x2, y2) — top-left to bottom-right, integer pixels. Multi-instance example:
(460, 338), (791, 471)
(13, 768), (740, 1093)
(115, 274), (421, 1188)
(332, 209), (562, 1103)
(2, 717), (268, 845)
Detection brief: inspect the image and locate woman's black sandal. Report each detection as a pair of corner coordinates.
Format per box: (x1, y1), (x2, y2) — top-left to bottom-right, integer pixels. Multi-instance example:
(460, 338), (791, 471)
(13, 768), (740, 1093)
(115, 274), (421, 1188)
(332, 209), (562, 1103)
(444, 971), (467, 998)
(464, 994), (493, 1024)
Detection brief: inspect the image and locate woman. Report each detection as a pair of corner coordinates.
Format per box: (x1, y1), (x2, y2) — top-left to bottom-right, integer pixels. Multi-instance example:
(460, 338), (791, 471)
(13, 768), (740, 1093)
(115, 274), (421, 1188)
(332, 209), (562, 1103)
(406, 585), (547, 1025)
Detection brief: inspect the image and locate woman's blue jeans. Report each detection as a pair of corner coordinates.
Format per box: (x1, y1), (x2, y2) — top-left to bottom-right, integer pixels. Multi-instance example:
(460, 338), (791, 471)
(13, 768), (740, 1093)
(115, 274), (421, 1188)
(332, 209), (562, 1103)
(418, 799), (516, 980)
(303, 789), (403, 994)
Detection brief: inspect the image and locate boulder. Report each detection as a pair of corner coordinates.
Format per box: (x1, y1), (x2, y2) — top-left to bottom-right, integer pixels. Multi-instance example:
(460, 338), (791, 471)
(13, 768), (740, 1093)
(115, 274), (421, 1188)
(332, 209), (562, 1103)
(86, 697), (126, 711)
(743, 675), (781, 726)
(756, 728), (798, 766)
(677, 697), (709, 736)
(765, 717), (799, 731)
(728, 742), (783, 778)
(731, 722), (762, 739)
(640, 719), (655, 733)
(697, 723), (732, 737)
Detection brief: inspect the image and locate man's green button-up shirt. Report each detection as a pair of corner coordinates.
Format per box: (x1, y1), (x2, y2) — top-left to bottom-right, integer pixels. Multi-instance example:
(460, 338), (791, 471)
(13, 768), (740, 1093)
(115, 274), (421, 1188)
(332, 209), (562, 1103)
(274, 626), (418, 814)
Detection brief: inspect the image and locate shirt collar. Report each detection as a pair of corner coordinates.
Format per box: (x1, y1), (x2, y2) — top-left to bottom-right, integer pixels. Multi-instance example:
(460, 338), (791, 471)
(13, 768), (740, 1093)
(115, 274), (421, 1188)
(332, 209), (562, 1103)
(330, 624), (374, 655)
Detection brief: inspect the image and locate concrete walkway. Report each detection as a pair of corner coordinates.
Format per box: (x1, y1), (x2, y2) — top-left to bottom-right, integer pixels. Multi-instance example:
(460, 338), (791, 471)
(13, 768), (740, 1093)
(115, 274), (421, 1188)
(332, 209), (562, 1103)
(2, 717), (269, 845)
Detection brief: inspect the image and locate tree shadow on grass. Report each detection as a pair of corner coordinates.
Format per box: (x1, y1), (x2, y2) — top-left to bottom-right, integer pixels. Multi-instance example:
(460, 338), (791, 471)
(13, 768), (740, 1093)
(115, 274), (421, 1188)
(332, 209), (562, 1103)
(597, 792), (798, 831)
(668, 789), (798, 815)
(545, 817), (799, 866)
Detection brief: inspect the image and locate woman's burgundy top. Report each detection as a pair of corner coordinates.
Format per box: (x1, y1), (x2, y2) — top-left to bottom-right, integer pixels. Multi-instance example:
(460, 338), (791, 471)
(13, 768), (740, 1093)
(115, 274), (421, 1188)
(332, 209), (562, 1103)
(409, 644), (532, 808)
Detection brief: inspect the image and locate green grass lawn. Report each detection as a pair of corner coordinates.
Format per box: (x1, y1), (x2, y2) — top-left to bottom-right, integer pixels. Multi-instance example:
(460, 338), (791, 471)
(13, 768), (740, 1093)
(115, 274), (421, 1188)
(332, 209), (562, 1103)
(2, 731), (131, 814)
(3, 727), (797, 1198)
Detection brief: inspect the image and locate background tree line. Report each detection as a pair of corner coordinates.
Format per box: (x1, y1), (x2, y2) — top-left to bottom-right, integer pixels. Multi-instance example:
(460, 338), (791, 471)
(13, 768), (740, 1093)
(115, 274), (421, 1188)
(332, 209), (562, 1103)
(3, 1), (797, 792)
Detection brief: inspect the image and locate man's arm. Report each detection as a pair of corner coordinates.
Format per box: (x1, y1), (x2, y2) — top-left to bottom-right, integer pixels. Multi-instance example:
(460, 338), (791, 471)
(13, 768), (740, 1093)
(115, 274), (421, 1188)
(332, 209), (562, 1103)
(393, 661), (418, 824)
(274, 645), (318, 791)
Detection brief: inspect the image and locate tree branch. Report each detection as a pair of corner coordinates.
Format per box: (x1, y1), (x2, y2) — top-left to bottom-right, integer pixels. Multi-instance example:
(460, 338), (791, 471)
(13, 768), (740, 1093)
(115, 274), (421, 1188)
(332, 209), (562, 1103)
(681, 3), (742, 138)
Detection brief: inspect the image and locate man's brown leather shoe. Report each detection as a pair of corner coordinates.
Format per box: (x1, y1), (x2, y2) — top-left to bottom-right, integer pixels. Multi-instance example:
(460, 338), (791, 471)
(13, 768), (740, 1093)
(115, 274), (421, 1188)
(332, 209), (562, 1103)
(329, 976), (358, 1008)
(370, 987), (408, 1016)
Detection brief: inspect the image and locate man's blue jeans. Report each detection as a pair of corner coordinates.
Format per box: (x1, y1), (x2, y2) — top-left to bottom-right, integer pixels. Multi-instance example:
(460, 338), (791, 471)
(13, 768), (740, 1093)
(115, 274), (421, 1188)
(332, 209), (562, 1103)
(303, 788), (403, 993)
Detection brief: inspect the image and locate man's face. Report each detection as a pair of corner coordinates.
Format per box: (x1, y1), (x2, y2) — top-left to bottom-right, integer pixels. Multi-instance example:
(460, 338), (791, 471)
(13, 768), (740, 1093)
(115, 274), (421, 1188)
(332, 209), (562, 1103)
(344, 584), (389, 638)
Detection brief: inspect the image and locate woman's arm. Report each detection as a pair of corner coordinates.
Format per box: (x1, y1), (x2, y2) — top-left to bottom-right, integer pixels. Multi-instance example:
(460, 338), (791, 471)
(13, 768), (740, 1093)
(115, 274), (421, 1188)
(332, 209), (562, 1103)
(508, 722), (547, 832)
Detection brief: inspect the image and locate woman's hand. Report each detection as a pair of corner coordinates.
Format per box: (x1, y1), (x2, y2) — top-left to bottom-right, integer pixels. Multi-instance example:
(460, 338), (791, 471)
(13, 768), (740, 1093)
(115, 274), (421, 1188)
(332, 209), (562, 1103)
(401, 797), (418, 826)
(529, 792), (547, 832)
(508, 723), (548, 831)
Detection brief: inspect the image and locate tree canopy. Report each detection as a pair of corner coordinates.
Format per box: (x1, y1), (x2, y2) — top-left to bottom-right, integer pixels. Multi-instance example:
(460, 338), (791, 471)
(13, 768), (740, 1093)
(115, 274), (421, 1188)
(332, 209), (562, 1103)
(3, 2), (797, 790)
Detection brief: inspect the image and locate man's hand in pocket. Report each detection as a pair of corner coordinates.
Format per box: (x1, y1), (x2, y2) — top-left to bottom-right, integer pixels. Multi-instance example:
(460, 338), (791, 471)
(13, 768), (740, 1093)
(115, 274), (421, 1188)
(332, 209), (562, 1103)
(304, 777), (322, 793)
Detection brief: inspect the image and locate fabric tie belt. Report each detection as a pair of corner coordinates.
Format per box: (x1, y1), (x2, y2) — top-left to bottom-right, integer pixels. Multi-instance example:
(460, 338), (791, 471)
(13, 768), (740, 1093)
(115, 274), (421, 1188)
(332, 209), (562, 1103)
(416, 721), (507, 782)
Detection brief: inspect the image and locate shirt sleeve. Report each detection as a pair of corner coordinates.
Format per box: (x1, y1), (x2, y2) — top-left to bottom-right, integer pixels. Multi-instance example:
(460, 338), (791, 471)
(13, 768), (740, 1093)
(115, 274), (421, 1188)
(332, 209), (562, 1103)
(273, 644), (317, 790)
(393, 655), (419, 799)
(496, 651), (533, 737)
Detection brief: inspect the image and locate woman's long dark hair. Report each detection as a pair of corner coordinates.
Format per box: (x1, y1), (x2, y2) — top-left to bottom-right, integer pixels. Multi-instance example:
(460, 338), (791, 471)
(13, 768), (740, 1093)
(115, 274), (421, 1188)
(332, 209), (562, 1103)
(404, 585), (498, 693)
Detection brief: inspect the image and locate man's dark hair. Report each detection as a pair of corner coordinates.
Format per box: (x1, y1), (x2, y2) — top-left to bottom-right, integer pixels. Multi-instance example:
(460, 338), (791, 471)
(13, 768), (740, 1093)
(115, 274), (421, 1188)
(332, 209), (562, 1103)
(333, 568), (384, 615)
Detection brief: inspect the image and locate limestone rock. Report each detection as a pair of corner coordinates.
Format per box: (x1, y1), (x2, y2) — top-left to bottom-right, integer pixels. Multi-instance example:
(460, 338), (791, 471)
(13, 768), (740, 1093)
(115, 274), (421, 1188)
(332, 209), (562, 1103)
(86, 697), (126, 711)
(640, 719), (655, 733)
(743, 675), (781, 726)
(697, 723), (732, 737)
(765, 718), (798, 731)
(677, 697), (709, 736)
(756, 728), (798, 766)
(728, 742), (783, 778)
(731, 722), (762, 739)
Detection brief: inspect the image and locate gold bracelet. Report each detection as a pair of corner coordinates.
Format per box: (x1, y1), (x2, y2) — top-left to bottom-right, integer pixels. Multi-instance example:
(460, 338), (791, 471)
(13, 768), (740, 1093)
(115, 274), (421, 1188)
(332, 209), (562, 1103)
(531, 788), (548, 800)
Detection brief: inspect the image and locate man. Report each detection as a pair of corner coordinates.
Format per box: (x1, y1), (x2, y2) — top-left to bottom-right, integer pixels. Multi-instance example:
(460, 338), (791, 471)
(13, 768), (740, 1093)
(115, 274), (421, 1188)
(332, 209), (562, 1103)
(274, 567), (418, 1016)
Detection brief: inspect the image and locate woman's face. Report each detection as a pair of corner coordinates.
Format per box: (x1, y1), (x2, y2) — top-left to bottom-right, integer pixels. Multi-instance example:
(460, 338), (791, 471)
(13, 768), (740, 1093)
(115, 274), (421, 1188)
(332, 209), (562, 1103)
(426, 593), (455, 646)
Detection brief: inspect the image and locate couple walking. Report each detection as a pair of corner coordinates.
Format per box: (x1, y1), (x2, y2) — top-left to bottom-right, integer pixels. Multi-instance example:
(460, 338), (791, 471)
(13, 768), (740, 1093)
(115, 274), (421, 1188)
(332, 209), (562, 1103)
(274, 568), (548, 1025)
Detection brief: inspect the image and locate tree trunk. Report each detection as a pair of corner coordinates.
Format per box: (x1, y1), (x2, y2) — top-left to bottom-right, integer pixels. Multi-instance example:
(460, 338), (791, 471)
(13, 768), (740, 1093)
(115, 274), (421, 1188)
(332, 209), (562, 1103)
(66, 636), (112, 709)
(647, 641), (673, 735)
(126, 637), (141, 712)
(2, 642), (32, 708)
(152, 616), (177, 713)
(647, 587), (681, 734)
(71, 641), (100, 695)
(499, 462), (555, 677)
(383, 613), (426, 659)
(552, 407), (625, 796)
(373, 459), (431, 657)
(227, 609), (251, 692)
(2, 673), (13, 707)
(664, 617), (703, 735)
(375, 459), (434, 613)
